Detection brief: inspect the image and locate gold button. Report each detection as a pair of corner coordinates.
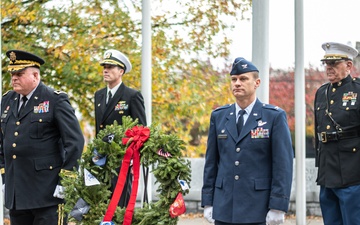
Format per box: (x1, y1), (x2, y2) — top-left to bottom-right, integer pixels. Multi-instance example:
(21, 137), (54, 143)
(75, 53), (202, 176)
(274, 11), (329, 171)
(16, 121), (20, 125)
(100, 125), (103, 128)
(326, 125), (331, 129)
(346, 107), (349, 110)
(332, 88), (336, 92)
(14, 132), (18, 136)
(12, 155), (16, 159)
(328, 112), (332, 116)
(12, 143), (16, 148)
(39, 119), (42, 122)
(353, 148), (356, 152)
(330, 100), (334, 104)
(49, 166), (53, 170)
(317, 107), (320, 110)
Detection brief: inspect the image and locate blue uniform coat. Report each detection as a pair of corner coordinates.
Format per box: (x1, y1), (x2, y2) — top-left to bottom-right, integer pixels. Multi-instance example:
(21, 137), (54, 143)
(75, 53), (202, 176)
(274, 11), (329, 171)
(94, 82), (146, 207)
(201, 99), (293, 224)
(94, 82), (146, 135)
(0, 82), (84, 210)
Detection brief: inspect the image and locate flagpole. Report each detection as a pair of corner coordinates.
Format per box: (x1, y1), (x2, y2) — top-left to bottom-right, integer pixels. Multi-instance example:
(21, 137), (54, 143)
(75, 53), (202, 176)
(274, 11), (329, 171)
(0, 16), (4, 224)
(141, 0), (152, 205)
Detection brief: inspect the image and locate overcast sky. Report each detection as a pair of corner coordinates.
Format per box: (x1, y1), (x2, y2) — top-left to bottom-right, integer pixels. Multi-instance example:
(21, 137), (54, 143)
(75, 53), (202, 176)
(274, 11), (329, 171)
(229, 0), (360, 69)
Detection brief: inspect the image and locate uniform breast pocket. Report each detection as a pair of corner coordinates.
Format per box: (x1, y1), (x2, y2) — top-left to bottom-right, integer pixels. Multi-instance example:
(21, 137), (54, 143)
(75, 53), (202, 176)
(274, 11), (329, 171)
(30, 114), (53, 139)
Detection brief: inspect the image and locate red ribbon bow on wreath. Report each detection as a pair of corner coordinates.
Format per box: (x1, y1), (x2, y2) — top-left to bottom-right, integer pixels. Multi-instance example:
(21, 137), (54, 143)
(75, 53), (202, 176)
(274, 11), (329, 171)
(102, 126), (150, 225)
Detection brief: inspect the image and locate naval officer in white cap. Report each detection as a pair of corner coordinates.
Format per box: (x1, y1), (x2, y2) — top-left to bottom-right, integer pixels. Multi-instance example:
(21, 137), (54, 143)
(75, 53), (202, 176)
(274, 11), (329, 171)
(94, 49), (147, 207)
(314, 42), (360, 225)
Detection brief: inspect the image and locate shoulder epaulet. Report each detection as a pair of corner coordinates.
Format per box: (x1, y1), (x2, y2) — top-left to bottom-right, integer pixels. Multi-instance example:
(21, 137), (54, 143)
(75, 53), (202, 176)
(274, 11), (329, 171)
(54, 90), (67, 95)
(352, 77), (360, 84)
(2, 90), (10, 96)
(262, 103), (280, 111)
(213, 104), (232, 112)
(319, 82), (329, 88)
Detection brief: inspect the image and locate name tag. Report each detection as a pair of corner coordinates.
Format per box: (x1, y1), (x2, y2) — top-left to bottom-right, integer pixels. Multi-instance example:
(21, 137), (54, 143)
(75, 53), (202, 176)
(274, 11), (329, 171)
(218, 134), (227, 139)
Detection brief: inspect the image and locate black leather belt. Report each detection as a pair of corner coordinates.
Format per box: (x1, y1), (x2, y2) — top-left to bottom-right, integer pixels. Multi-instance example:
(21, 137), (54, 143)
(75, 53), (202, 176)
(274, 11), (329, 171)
(317, 130), (360, 143)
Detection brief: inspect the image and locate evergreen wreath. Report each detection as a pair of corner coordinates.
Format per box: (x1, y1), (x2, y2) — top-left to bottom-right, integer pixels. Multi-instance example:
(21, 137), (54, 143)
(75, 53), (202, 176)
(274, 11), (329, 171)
(60, 116), (192, 225)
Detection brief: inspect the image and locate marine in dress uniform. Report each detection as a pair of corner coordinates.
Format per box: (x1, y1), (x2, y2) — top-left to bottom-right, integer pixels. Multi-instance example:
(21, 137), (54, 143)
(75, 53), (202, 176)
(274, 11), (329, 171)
(314, 42), (360, 225)
(0, 50), (84, 225)
(201, 58), (293, 225)
(94, 49), (146, 207)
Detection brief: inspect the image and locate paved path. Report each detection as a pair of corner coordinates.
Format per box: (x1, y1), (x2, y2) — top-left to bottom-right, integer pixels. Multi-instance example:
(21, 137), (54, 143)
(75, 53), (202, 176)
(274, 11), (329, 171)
(178, 217), (324, 225)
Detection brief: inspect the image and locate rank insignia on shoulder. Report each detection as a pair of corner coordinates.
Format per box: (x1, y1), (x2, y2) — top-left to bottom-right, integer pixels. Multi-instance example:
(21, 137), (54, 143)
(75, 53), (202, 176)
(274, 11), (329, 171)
(54, 90), (67, 95)
(2, 90), (10, 96)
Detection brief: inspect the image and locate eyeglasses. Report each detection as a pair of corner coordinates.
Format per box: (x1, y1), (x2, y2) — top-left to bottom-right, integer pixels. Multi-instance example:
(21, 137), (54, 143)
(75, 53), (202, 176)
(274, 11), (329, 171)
(322, 60), (348, 67)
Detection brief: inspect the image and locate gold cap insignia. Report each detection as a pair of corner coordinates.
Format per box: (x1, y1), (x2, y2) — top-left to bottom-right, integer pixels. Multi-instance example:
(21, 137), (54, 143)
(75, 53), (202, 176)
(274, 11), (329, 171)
(104, 52), (112, 59)
(9, 51), (16, 62)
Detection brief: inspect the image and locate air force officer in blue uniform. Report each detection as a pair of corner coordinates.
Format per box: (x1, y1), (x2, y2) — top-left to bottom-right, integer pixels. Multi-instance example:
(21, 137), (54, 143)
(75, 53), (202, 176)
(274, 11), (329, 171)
(201, 57), (294, 225)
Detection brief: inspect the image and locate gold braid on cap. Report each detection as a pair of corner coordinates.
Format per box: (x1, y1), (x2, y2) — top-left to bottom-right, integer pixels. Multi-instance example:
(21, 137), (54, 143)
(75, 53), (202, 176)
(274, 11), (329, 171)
(323, 54), (349, 60)
(100, 59), (125, 68)
(9, 60), (41, 66)
(7, 60), (41, 72)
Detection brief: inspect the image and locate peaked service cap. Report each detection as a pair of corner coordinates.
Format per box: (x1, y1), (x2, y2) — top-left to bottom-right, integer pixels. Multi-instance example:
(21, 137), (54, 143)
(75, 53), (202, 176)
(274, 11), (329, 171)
(6, 50), (45, 73)
(100, 49), (132, 73)
(321, 42), (359, 61)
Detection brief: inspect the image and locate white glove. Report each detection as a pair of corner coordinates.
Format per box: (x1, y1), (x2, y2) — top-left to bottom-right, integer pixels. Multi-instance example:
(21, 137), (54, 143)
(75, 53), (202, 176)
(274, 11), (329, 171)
(266, 209), (285, 225)
(204, 206), (215, 223)
(53, 185), (65, 199)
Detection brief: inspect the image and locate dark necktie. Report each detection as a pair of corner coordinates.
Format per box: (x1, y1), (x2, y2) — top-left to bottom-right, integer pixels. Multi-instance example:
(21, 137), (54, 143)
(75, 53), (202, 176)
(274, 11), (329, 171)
(18, 96), (28, 117)
(106, 91), (112, 106)
(237, 110), (245, 135)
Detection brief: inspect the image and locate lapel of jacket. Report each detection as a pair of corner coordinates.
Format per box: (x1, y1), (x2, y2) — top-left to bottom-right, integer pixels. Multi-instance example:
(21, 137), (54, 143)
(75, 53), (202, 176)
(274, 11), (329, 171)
(102, 83), (125, 123)
(225, 104), (238, 142)
(9, 93), (19, 118)
(96, 88), (106, 114)
(18, 83), (44, 119)
(237, 99), (263, 143)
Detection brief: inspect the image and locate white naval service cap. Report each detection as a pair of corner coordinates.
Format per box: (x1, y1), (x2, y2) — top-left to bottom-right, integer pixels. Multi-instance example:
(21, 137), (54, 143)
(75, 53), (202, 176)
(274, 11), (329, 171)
(321, 42), (359, 61)
(100, 49), (132, 73)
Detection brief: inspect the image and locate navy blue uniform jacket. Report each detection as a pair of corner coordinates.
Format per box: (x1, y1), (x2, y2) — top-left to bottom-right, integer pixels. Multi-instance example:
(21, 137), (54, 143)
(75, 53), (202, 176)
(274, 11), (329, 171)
(0, 82), (84, 210)
(201, 99), (293, 224)
(94, 82), (146, 207)
(94, 83), (146, 134)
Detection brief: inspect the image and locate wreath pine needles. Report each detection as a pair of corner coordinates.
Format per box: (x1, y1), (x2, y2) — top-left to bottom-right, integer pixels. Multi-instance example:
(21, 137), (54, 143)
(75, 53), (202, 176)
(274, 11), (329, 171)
(60, 116), (191, 225)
